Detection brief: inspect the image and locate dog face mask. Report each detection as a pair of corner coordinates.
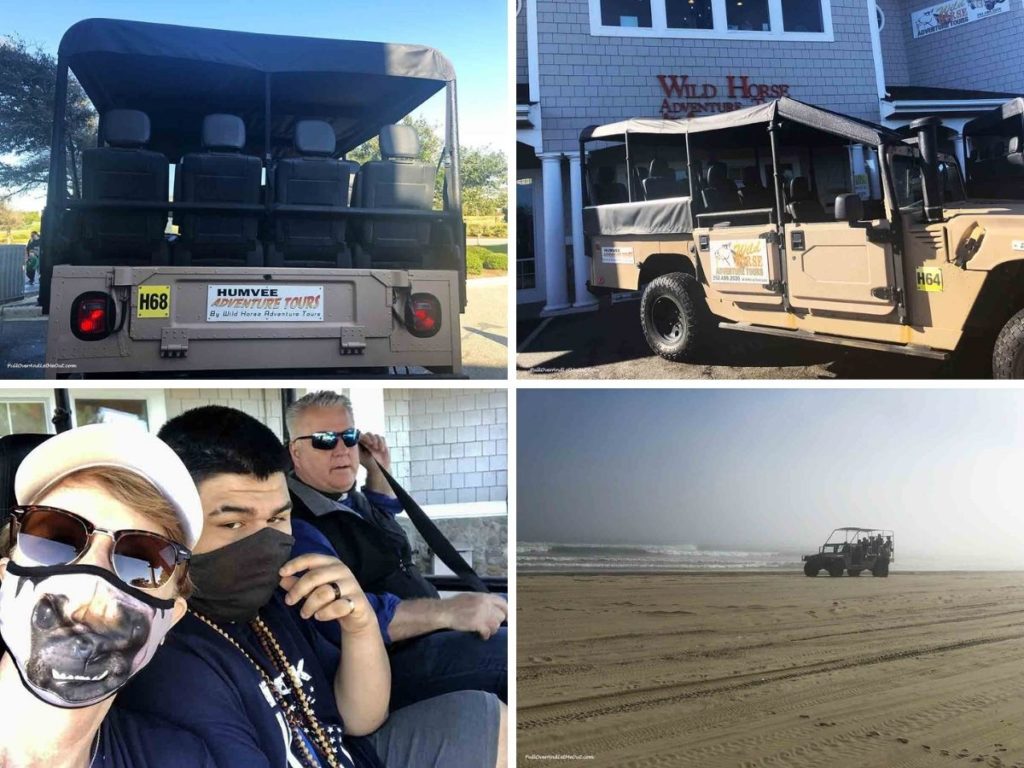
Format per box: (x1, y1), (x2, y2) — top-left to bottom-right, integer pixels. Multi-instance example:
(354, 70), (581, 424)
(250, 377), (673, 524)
(0, 562), (177, 708)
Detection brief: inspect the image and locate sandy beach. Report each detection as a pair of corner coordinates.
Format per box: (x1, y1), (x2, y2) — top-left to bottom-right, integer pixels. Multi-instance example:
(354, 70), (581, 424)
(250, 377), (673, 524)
(518, 571), (1024, 768)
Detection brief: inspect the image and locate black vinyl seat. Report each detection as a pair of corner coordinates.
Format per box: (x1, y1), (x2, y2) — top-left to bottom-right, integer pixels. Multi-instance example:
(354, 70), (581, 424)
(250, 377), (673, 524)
(175, 114), (263, 266)
(80, 109), (169, 265)
(643, 159), (686, 200)
(594, 166), (628, 204)
(269, 120), (356, 268)
(739, 166), (772, 209)
(786, 176), (827, 222)
(702, 162), (742, 212)
(353, 124), (436, 268)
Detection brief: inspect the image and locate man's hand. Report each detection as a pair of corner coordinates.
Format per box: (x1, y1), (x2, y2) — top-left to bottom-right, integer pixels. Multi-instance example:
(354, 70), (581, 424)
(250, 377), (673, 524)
(280, 554), (375, 636)
(358, 433), (395, 497)
(440, 593), (508, 640)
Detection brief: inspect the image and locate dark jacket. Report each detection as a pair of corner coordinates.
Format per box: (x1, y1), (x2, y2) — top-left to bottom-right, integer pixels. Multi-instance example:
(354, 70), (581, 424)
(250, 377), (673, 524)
(288, 473), (440, 600)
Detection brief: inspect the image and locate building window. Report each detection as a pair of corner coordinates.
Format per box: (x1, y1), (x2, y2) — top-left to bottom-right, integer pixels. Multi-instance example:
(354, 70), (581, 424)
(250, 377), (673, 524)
(0, 400), (50, 436)
(601, 0), (653, 26)
(589, 0), (833, 39)
(782, 0), (824, 31)
(667, 0), (714, 29)
(727, 0), (770, 30)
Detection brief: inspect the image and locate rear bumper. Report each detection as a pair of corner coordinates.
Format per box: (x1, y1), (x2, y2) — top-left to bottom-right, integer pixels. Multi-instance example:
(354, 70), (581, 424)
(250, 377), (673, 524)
(45, 265), (462, 376)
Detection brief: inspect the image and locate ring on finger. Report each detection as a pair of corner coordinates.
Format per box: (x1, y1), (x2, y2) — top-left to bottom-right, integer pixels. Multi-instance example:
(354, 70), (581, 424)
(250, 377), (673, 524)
(330, 582), (343, 601)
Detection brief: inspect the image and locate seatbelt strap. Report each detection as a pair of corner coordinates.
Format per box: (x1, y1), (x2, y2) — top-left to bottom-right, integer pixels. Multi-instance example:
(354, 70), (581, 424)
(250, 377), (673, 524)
(371, 458), (490, 594)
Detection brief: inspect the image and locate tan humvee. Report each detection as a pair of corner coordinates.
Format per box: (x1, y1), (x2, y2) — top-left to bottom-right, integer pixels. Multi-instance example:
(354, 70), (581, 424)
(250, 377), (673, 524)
(581, 98), (1024, 377)
(38, 20), (466, 377)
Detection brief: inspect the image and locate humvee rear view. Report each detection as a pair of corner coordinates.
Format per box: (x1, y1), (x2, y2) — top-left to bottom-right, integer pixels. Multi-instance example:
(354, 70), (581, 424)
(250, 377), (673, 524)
(40, 19), (467, 377)
(802, 527), (894, 577)
(580, 98), (1024, 378)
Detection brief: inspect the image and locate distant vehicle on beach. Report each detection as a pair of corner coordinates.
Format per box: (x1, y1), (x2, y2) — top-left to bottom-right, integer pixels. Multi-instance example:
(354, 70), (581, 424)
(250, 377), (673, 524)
(802, 527), (894, 577)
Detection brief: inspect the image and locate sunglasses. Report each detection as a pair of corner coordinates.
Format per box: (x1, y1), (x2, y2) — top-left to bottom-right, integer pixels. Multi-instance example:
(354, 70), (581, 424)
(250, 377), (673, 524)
(293, 428), (361, 450)
(9, 505), (191, 591)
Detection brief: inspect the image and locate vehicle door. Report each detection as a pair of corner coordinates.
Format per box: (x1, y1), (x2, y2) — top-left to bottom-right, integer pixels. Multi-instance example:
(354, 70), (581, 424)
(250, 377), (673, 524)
(695, 213), (784, 307)
(784, 147), (897, 317)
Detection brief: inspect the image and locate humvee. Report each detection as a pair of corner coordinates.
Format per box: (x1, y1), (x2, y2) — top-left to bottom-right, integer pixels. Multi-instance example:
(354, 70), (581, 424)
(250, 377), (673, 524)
(38, 19), (467, 377)
(580, 98), (1024, 377)
(802, 527), (894, 577)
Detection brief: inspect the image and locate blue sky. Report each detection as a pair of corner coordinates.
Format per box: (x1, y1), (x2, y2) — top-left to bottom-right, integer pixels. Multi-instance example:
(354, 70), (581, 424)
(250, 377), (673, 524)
(519, 389), (1024, 564)
(3, 1), (507, 207)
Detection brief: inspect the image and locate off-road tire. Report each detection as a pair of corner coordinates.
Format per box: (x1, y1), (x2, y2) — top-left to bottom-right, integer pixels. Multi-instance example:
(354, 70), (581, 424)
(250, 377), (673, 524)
(872, 559), (890, 577)
(848, 569), (862, 577)
(640, 272), (703, 362)
(992, 307), (1024, 378)
(828, 561), (845, 577)
(804, 561), (820, 577)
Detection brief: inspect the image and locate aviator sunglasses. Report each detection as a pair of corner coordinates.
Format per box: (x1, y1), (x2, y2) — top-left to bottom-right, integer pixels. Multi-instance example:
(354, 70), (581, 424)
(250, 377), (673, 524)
(292, 428), (361, 451)
(9, 505), (191, 590)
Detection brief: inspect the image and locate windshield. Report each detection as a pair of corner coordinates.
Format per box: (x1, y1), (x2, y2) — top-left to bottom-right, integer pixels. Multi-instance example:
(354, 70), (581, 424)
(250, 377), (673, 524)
(891, 150), (966, 209)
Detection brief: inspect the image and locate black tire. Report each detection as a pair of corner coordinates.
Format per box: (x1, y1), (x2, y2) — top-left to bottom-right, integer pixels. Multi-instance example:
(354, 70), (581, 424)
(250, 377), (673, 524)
(804, 561), (820, 577)
(640, 272), (703, 362)
(872, 559), (890, 577)
(992, 307), (1024, 378)
(848, 569), (862, 577)
(828, 561), (845, 577)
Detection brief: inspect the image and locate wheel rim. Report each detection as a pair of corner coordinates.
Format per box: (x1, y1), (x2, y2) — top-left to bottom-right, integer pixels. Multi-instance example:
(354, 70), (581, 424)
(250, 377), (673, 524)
(651, 295), (684, 343)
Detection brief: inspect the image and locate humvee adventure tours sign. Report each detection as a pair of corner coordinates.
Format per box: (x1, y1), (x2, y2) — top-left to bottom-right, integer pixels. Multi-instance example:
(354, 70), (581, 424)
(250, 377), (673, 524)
(206, 285), (325, 322)
(710, 239), (770, 284)
(911, 0), (1008, 38)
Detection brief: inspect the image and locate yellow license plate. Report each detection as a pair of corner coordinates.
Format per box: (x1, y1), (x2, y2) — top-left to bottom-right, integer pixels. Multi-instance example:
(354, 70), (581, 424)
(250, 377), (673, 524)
(915, 267), (943, 292)
(137, 285), (171, 318)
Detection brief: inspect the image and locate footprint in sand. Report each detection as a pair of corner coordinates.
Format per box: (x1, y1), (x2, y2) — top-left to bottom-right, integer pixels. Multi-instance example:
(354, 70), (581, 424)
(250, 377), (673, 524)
(897, 737), (909, 744)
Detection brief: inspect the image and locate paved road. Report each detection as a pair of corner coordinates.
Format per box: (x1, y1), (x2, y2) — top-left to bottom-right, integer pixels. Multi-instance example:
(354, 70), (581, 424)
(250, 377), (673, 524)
(462, 275), (508, 379)
(517, 298), (991, 379)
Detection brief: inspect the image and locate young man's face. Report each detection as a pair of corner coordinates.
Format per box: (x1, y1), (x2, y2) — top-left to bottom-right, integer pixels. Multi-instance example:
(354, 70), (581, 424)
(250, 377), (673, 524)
(193, 472), (292, 554)
(288, 406), (360, 495)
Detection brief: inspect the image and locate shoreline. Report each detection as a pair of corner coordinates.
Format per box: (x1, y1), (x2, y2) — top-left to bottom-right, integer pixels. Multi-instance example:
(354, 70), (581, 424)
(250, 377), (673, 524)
(519, 567), (1024, 576)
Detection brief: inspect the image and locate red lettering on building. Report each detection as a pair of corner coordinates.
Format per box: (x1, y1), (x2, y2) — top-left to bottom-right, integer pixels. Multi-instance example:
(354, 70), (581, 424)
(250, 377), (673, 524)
(659, 74), (791, 118)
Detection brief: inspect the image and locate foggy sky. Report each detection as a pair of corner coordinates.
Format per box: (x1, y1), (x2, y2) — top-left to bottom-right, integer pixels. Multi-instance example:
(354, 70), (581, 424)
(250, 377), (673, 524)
(518, 388), (1024, 564)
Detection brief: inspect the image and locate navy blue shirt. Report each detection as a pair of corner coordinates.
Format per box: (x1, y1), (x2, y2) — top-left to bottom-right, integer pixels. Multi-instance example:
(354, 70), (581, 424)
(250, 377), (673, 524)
(97, 708), (216, 768)
(117, 593), (383, 768)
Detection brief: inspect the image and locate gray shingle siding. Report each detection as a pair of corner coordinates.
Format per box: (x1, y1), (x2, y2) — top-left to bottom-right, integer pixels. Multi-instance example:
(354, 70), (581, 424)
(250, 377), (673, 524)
(534, 0), (882, 153)
(901, 0), (1024, 92)
(878, 0), (911, 85)
(517, 4), (529, 86)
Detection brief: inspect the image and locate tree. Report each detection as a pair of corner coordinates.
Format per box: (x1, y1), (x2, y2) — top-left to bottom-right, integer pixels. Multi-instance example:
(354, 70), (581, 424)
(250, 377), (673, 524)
(459, 146), (506, 216)
(0, 36), (97, 201)
(0, 201), (20, 243)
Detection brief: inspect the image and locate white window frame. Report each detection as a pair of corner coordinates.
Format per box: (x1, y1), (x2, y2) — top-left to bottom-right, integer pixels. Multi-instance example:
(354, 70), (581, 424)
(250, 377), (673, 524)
(588, 0), (835, 41)
(0, 391), (57, 435)
(68, 390), (168, 434)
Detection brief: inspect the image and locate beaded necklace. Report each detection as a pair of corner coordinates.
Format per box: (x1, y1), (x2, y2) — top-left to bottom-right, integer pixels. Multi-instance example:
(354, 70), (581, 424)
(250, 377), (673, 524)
(190, 610), (343, 768)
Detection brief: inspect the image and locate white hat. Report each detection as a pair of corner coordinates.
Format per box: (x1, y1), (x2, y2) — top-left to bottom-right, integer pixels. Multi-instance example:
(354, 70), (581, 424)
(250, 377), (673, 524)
(14, 424), (204, 550)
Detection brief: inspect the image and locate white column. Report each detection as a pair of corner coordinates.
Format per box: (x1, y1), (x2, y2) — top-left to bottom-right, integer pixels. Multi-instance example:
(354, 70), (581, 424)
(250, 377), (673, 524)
(568, 152), (598, 310)
(347, 388), (386, 487)
(540, 152), (570, 313)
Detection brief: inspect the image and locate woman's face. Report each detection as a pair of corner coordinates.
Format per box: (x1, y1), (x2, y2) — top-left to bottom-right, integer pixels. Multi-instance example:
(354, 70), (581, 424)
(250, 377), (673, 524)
(0, 479), (187, 705)
(14, 480), (183, 603)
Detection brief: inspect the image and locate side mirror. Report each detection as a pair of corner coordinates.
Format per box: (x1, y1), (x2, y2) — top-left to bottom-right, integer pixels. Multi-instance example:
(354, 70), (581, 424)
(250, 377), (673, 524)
(835, 193), (863, 223)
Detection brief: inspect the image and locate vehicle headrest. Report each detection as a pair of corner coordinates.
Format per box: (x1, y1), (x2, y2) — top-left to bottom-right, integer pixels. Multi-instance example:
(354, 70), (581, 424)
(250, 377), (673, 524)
(202, 114), (246, 152)
(789, 176), (811, 200)
(1010, 136), (1021, 154)
(103, 109), (150, 148)
(295, 120), (337, 157)
(742, 166), (763, 188)
(649, 159), (672, 178)
(706, 162), (728, 187)
(380, 124), (419, 161)
(597, 166), (617, 184)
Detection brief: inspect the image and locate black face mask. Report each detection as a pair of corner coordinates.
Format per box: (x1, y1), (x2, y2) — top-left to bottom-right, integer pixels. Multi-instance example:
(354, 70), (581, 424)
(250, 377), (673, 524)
(188, 528), (295, 624)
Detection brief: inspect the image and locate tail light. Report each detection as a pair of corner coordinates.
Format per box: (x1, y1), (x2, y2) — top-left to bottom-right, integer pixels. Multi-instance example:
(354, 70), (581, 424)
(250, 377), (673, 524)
(70, 292), (116, 341)
(405, 293), (442, 338)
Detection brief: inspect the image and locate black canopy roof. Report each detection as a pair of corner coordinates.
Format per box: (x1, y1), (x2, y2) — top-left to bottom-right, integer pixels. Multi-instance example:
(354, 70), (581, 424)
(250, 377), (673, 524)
(964, 99), (1024, 138)
(581, 98), (901, 148)
(59, 18), (455, 158)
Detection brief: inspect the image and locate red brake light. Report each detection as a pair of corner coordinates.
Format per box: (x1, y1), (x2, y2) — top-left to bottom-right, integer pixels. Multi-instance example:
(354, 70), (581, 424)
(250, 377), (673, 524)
(70, 292), (115, 341)
(405, 294), (442, 338)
